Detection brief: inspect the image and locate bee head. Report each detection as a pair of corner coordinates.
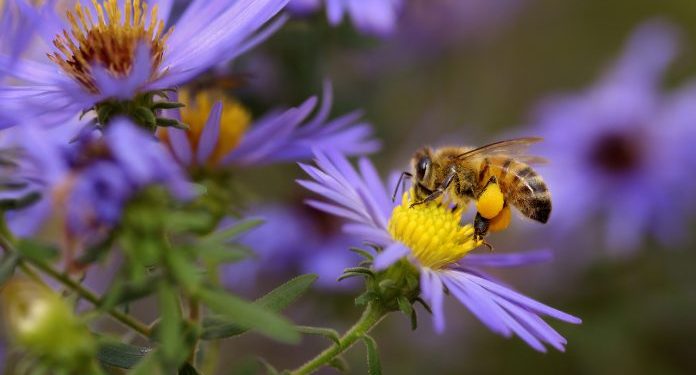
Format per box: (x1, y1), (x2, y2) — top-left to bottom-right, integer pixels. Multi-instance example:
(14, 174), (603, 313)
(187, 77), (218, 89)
(413, 148), (432, 183)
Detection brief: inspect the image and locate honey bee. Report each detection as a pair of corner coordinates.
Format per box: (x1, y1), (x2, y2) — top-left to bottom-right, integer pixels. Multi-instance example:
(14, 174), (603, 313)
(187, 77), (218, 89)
(395, 137), (551, 241)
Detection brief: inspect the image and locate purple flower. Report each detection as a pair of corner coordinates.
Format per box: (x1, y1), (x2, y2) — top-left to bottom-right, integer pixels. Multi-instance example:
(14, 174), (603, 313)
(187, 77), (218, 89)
(297, 151), (581, 352)
(530, 20), (696, 251)
(221, 204), (361, 291)
(4, 118), (193, 245)
(159, 81), (380, 169)
(0, 0), (289, 128)
(288, 0), (402, 37)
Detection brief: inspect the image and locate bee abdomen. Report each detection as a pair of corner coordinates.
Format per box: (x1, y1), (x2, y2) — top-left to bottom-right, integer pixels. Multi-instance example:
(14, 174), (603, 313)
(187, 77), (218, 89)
(511, 175), (551, 223)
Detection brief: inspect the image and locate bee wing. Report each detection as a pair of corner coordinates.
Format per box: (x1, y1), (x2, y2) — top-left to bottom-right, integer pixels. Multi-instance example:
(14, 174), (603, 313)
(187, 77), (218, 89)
(455, 137), (547, 164)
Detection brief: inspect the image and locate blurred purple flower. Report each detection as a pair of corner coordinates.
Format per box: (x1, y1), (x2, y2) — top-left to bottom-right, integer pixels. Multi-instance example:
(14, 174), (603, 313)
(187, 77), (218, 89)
(4, 119), (193, 245)
(298, 151), (581, 352)
(160, 81), (380, 169)
(288, 0), (402, 37)
(0, 0), (289, 128)
(530, 20), (696, 251)
(221, 204), (361, 291)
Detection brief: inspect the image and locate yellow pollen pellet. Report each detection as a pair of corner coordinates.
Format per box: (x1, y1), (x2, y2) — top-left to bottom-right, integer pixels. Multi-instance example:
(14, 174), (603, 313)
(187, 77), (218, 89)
(477, 182), (505, 219)
(489, 205), (512, 232)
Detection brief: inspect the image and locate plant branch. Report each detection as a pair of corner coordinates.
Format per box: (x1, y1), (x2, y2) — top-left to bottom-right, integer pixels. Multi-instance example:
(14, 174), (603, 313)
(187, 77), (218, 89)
(288, 302), (388, 375)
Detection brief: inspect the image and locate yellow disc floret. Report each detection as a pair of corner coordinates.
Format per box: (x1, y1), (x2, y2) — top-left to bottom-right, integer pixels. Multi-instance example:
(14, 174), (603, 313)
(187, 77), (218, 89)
(388, 193), (482, 269)
(48, 0), (172, 93)
(162, 89), (252, 166)
(476, 181), (505, 219)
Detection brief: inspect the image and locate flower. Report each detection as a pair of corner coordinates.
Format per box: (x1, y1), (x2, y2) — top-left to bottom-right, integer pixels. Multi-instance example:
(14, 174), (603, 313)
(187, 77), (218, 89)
(221, 203), (361, 291)
(159, 81), (380, 169)
(288, 0), (402, 37)
(297, 151), (581, 352)
(530, 20), (696, 251)
(0, 0), (289, 128)
(3, 118), (193, 249)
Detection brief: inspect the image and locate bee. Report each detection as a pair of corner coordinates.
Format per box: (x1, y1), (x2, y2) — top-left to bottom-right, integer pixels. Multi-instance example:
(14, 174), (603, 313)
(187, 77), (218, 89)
(395, 137), (551, 241)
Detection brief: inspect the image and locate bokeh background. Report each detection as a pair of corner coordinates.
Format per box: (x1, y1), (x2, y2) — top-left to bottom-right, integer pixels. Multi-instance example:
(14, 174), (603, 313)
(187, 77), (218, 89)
(4, 0), (695, 374)
(218, 0), (696, 374)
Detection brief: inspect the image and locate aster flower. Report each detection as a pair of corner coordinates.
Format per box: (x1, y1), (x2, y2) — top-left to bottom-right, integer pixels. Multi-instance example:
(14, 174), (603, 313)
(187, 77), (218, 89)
(288, 0), (402, 37)
(3, 118), (193, 249)
(159, 81), (380, 169)
(297, 151), (581, 352)
(530, 20), (696, 251)
(0, 0), (289, 129)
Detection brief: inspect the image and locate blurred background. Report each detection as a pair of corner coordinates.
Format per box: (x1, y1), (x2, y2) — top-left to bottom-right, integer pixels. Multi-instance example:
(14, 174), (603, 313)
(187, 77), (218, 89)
(219, 0), (696, 373)
(5, 0), (696, 373)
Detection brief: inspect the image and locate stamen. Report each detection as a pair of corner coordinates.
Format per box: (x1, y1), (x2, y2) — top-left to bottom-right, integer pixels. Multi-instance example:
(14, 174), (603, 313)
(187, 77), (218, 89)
(388, 192), (482, 269)
(48, 0), (173, 94)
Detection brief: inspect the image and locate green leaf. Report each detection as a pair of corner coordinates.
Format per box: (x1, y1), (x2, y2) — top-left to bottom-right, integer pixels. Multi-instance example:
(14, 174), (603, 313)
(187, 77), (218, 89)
(15, 239), (59, 263)
(178, 363), (200, 375)
(197, 288), (299, 344)
(257, 358), (279, 375)
(158, 284), (186, 365)
(196, 243), (253, 265)
(101, 276), (159, 311)
(349, 247), (374, 261)
(203, 219), (264, 244)
(328, 356), (350, 373)
(362, 335), (382, 375)
(129, 351), (160, 375)
(0, 252), (19, 285)
(166, 250), (203, 293)
(397, 296), (413, 317)
(201, 274), (317, 340)
(296, 326), (340, 345)
(96, 339), (152, 369)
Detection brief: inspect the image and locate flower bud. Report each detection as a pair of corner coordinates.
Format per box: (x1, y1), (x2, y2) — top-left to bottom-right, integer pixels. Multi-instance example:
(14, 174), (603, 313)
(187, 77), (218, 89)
(1, 279), (95, 369)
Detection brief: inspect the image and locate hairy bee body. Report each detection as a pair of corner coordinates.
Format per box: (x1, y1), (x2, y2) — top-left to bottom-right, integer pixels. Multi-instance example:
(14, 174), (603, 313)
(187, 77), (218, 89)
(408, 138), (551, 239)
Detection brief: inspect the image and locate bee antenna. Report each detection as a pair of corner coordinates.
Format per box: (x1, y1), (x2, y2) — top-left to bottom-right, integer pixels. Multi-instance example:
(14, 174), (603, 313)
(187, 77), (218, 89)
(392, 171), (413, 202)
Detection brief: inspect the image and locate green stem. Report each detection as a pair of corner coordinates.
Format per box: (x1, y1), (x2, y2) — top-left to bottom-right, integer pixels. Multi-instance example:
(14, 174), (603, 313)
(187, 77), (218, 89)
(0, 231), (151, 338)
(27, 259), (151, 337)
(288, 302), (388, 375)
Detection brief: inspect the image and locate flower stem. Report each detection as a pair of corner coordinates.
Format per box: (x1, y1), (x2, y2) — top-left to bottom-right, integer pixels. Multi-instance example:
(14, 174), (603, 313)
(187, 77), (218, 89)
(0, 230), (151, 338)
(288, 302), (388, 375)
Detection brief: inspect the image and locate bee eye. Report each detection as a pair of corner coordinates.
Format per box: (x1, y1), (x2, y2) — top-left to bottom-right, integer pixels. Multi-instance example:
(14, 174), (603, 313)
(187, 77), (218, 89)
(416, 156), (431, 180)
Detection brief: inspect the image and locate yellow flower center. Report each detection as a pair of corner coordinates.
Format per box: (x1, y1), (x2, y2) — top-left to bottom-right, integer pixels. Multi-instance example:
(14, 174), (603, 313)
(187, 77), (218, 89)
(48, 0), (172, 94)
(162, 89), (251, 166)
(388, 192), (482, 269)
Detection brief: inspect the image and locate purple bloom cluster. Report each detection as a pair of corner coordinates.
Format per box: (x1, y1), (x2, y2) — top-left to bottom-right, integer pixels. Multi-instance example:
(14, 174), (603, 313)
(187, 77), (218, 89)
(4, 119), (192, 242)
(531, 20), (696, 251)
(298, 151), (581, 351)
(0, 0), (289, 128)
(165, 82), (379, 169)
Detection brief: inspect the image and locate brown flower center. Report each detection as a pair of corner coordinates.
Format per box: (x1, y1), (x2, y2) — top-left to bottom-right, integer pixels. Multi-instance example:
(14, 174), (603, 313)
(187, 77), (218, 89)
(48, 0), (172, 94)
(588, 131), (643, 174)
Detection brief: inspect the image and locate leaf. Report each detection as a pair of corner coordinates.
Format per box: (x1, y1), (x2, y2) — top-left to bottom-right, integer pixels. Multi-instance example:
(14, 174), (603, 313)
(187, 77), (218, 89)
(201, 274), (317, 340)
(257, 358), (279, 375)
(296, 326), (340, 345)
(178, 363), (200, 375)
(0, 252), (20, 285)
(328, 357), (350, 373)
(196, 243), (253, 265)
(96, 339), (152, 369)
(101, 276), (159, 311)
(14, 239), (59, 263)
(197, 288), (299, 344)
(397, 296), (412, 317)
(129, 351), (160, 375)
(362, 335), (382, 375)
(166, 250), (203, 293)
(203, 219), (263, 244)
(158, 284), (187, 365)
(349, 247), (374, 261)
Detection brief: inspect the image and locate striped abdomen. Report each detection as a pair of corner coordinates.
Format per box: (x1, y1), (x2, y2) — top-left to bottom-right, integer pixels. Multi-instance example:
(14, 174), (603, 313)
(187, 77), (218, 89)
(478, 156), (551, 223)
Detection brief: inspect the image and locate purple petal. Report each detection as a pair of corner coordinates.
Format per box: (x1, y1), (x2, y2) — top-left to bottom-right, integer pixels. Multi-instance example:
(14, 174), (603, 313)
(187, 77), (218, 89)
(373, 242), (409, 270)
(196, 101), (223, 164)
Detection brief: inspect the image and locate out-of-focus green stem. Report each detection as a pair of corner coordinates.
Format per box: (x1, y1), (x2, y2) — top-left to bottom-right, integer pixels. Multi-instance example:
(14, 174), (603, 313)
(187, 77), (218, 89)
(288, 302), (388, 375)
(0, 223), (151, 338)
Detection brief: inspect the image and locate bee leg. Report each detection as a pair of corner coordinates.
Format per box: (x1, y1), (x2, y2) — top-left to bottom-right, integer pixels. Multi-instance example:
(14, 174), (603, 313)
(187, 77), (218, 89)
(410, 170), (455, 208)
(392, 171), (413, 202)
(474, 212), (490, 240)
(476, 175), (499, 199)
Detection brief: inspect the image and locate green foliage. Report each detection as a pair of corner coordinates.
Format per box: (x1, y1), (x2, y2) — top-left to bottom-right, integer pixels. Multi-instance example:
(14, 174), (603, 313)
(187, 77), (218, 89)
(97, 339), (152, 369)
(202, 274), (317, 340)
(362, 336), (382, 375)
(0, 251), (19, 285)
